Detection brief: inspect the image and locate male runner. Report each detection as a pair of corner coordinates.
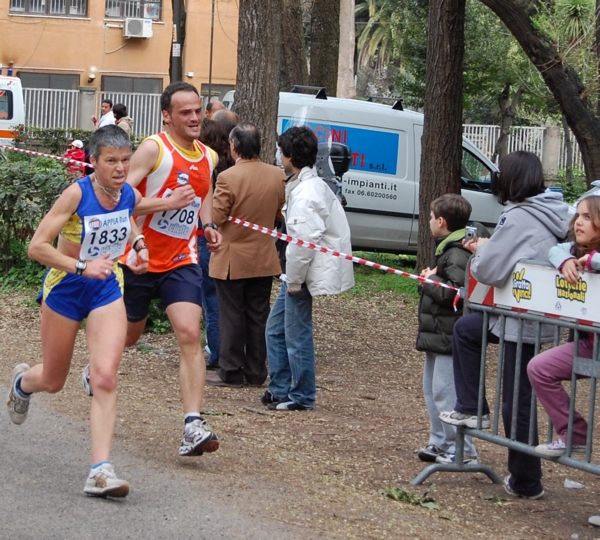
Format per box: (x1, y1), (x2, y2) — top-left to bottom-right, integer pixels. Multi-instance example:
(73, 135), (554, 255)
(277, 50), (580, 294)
(120, 82), (221, 457)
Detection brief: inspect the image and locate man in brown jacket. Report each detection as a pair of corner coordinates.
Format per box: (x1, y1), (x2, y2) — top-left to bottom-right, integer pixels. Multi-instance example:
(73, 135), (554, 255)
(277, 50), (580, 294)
(207, 122), (286, 387)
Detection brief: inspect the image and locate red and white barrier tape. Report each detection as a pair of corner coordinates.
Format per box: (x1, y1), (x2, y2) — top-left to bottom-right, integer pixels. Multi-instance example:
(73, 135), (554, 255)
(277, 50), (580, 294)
(227, 216), (462, 306)
(0, 145), (460, 305)
(0, 144), (92, 169)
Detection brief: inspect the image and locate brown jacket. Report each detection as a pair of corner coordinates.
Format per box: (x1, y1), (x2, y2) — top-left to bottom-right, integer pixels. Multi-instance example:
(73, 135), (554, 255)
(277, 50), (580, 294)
(209, 158), (286, 280)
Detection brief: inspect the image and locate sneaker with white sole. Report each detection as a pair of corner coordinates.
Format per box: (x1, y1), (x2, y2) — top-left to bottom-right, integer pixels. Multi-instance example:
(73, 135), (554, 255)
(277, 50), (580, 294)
(588, 514), (600, 527)
(179, 418), (220, 456)
(435, 452), (478, 465)
(535, 438), (586, 457)
(503, 475), (544, 500)
(81, 364), (93, 397)
(267, 400), (310, 411)
(84, 463), (130, 498)
(7, 363), (31, 425)
(439, 410), (491, 429)
(417, 444), (445, 463)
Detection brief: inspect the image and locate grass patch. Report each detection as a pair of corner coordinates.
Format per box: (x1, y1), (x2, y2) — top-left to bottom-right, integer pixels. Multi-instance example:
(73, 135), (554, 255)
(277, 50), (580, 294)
(346, 252), (419, 302)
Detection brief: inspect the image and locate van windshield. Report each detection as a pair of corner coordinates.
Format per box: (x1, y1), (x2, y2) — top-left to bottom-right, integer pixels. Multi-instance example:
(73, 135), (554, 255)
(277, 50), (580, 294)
(462, 149), (492, 192)
(0, 90), (13, 120)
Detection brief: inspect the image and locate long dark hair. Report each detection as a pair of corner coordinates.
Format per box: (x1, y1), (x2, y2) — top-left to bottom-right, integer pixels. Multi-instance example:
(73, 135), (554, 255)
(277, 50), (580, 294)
(112, 103), (127, 120)
(496, 151), (546, 205)
(199, 119), (235, 177)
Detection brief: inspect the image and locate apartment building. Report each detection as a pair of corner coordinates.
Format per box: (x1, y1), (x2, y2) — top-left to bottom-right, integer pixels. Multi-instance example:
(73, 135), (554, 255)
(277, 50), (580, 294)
(1, 1), (238, 100)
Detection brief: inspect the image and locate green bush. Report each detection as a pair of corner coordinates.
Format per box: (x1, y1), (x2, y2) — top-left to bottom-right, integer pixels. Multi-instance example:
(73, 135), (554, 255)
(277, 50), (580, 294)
(14, 125), (94, 156)
(0, 152), (70, 273)
(13, 125), (142, 155)
(553, 176), (588, 203)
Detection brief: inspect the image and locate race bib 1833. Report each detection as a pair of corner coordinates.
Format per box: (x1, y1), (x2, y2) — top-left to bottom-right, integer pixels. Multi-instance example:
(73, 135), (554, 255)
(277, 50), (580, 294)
(80, 209), (131, 260)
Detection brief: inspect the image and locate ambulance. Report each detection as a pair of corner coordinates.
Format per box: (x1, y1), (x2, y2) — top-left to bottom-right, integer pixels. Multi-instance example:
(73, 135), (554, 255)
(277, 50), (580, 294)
(224, 89), (504, 254)
(0, 76), (25, 146)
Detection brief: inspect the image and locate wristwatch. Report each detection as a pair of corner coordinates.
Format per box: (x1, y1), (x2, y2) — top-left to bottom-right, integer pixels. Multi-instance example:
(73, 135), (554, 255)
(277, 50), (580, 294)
(75, 259), (87, 275)
(203, 223), (218, 231)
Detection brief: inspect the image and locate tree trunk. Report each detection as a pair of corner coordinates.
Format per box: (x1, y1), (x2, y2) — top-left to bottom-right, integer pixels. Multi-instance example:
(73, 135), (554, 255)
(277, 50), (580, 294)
(561, 114), (574, 183)
(281, 0), (309, 90)
(309, 0), (340, 96)
(492, 84), (524, 163)
(337, 0), (356, 98)
(417, 0), (466, 271)
(480, 0), (600, 187)
(596, 0), (600, 116)
(235, 0), (282, 164)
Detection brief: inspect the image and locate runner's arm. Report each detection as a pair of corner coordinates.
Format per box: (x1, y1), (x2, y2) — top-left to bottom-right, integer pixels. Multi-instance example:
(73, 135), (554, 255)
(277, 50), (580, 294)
(200, 182), (222, 251)
(126, 216), (149, 274)
(128, 138), (195, 216)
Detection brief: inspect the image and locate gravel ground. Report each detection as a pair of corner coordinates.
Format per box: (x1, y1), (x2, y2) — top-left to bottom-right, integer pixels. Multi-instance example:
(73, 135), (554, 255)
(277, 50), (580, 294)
(2, 287), (600, 539)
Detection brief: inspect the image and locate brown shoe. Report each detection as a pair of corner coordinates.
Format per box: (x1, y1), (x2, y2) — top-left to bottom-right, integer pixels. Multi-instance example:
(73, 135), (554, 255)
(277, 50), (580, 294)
(205, 373), (244, 388)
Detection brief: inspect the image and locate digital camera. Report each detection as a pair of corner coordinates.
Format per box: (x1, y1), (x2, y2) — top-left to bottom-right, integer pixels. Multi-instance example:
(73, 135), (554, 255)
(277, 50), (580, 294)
(465, 225), (478, 241)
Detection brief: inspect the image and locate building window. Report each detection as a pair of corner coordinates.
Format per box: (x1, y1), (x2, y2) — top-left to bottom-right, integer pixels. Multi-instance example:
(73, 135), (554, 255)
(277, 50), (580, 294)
(102, 76), (163, 94)
(10, 0), (88, 16)
(18, 72), (80, 90)
(105, 1), (161, 21)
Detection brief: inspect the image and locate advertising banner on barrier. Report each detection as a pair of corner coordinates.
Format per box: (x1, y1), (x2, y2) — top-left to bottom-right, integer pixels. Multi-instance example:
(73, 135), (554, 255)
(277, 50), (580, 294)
(491, 261), (600, 326)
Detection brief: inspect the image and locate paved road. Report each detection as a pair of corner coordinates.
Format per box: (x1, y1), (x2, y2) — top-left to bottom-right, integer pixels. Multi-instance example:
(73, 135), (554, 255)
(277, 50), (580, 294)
(0, 385), (311, 540)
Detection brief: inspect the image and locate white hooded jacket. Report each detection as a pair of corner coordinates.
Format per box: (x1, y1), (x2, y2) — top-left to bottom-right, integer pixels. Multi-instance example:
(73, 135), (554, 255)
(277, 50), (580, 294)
(283, 166), (354, 296)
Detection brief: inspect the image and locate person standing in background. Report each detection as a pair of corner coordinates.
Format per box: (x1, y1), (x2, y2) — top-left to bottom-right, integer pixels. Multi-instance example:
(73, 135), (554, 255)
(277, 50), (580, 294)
(208, 122), (285, 388)
(91, 99), (115, 129)
(113, 104), (133, 138)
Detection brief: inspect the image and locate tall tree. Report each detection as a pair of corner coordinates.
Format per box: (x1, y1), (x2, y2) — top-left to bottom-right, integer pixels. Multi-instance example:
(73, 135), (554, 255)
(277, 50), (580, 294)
(309, 0), (340, 95)
(281, 0), (309, 90)
(235, 0), (282, 163)
(417, 0), (466, 270)
(337, 0), (357, 98)
(479, 0), (600, 185)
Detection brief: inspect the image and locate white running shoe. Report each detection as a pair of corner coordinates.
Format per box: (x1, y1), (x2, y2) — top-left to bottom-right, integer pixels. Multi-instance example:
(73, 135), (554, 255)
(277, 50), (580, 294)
(84, 463), (130, 498)
(7, 363), (31, 425)
(439, 410), (491, 429)
(81, 364), (93, 397)
(435, 452), (479, 465)
(179, 418), (220, 457)
(535, 438), (586, 457)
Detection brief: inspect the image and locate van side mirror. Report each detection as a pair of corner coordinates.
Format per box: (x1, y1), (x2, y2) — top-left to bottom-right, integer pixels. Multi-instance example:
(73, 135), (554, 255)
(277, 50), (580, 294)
(316, 142), (351, 178)
(490, 170), (499, 195)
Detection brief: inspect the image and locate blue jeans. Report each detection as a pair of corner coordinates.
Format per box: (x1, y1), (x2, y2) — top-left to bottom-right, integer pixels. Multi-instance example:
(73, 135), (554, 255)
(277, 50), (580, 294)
(266, 281), (315, 408)
(198, 234), (220, 364)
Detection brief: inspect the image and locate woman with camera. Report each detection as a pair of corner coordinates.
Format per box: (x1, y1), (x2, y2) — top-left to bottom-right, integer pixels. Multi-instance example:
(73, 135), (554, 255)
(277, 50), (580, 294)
(440, 151), (569, 500)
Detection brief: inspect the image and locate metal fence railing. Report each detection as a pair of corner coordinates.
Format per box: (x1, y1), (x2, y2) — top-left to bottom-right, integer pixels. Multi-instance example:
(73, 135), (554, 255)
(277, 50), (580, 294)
(98, 92), (162, 138)
(413, 260), (600, 487)
(23, 88), (79, 130)
(463, 123), (585, 172)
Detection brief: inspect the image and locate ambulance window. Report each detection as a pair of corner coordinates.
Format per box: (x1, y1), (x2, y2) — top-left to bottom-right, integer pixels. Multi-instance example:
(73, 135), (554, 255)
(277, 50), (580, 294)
(461, 149), (492, 192)
(0, 91), (13, 120)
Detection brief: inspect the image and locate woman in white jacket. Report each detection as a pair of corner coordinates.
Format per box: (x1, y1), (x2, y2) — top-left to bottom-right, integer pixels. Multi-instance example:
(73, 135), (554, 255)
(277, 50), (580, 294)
(263, 126), (354, 411)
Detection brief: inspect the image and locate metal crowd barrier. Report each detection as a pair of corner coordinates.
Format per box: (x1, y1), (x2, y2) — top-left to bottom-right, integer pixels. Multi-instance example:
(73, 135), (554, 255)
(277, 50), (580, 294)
(412, 259), (600, 485)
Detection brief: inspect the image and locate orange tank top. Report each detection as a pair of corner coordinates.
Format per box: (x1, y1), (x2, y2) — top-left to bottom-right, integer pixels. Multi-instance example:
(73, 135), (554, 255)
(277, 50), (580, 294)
(122, 132), (216, 272)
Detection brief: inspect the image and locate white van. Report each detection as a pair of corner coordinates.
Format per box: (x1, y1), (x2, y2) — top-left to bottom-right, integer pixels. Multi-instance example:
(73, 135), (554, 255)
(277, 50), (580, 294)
(225, 89), (503, 254)
(0, 76), (25, 146)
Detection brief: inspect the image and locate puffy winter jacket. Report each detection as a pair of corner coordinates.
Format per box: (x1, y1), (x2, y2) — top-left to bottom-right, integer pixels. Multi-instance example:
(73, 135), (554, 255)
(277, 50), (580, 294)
(416, 223), (489, 354)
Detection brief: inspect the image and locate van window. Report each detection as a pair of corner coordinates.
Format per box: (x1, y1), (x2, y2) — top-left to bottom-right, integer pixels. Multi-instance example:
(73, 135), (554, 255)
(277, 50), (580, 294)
(0, 90), (13, 120)
(461, 149), (492, 191)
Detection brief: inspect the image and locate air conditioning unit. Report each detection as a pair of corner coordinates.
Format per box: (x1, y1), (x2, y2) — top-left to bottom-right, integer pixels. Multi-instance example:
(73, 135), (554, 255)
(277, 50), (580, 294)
(123, 18), (153, 39)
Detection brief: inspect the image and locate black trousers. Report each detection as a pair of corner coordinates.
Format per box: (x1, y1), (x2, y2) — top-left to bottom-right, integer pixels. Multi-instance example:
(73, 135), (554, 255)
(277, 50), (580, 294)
(214, 276), (273, 385)
(453, 311), (543, 497)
